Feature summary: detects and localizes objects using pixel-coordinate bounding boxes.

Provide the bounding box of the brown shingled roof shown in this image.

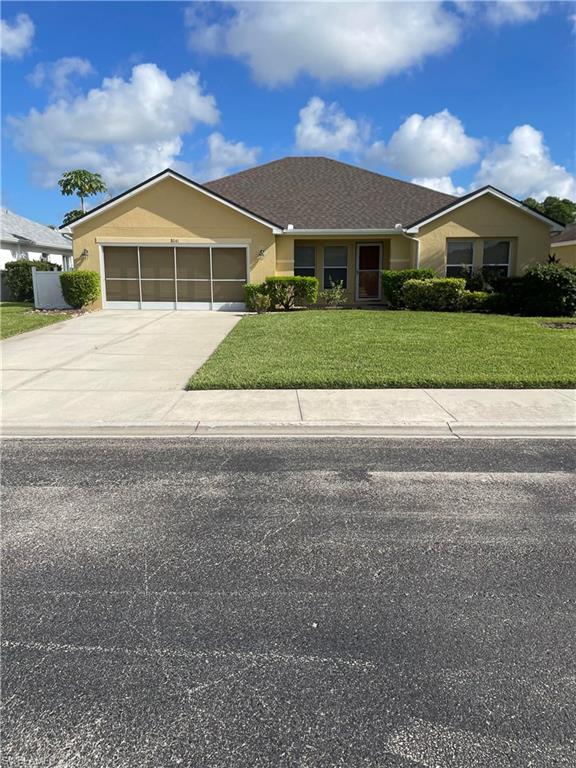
[204,156,456,230]
[551,222,576,243]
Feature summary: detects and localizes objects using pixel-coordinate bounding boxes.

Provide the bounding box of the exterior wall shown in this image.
[390,236,414,270]
[72,177,277,308]
[550,243,576,266]
[415,195,551,276]
[275,235,295,277]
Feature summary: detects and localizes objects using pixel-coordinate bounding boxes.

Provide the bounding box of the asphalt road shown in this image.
[2,438,575,768]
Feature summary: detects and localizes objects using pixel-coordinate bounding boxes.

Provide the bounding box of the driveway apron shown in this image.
[1,310,240,427]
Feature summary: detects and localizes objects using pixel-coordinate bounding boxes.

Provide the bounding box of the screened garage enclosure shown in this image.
[102,245,248,310]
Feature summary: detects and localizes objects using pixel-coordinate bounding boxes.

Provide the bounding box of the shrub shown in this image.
[465,270,491,292]
[244,282,268,311]
[253,294,271,313]
[460,290,490,312]
[402,277,467,311]
[521,263,576,317]
[60,270,100,308]
[265,276,319,310]
[319,279,347,307]
[482,292,509,314]
[4,259,60,302]
[490,276,525,314]
[381,268,435,308]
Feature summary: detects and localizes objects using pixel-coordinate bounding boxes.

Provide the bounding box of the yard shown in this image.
[0,302,70,339]
[188,310,576,389]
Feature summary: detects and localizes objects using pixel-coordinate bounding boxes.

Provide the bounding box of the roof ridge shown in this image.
[206,155,457,203]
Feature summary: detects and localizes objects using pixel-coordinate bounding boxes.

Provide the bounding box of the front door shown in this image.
[356,243,382,301]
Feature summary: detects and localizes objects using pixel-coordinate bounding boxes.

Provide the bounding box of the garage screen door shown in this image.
[103,245,247,310]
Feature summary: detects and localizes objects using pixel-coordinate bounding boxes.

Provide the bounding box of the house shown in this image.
[1,208,73,271]
[62,157,564,310]
[550,223,576,265]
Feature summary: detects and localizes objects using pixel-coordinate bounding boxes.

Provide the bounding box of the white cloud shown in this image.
[483,1,547,26]
[1,13,34,58]
[412,176,466,196]
[28,57,94,99]
[186,2,461,87]
[383,109,481,176]
[9,63,219,189]
[295,97,363,155]
[474,124,576,200]
[201,132,260,180]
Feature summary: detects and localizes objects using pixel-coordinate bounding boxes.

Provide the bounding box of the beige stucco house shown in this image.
[550,223,576,266]
[63,157,564,310]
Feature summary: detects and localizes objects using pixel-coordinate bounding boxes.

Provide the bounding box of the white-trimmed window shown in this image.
[446,241,474,277]
[324,245,348,288]
[482,240,510,280]
[294,245,315,277]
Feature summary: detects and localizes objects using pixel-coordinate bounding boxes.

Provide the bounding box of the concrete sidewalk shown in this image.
[2,387,575,438]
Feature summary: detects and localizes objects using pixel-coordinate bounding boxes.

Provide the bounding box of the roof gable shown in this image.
[61,169,283,232]
[405,186,564,233]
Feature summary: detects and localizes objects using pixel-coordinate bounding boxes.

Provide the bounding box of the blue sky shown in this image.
[1,0,575,226]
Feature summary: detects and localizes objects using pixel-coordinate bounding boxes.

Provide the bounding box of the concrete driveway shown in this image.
[1,310,241,426]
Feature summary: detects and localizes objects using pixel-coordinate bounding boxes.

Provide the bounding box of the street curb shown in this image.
[1,421,574,439]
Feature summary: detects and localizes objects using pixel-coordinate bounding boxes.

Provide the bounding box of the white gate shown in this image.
[32,268,72,310]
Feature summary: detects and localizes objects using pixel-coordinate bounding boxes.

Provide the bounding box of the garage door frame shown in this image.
[98,243,249,311]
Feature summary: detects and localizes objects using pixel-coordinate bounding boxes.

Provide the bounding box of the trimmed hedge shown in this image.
[381,268,435,308]
[403,277,466,311]
[460,290,490,312]
[244,282,267,311]
[4,259,60,302]
[60,271,100,308]
[264,276,319,310]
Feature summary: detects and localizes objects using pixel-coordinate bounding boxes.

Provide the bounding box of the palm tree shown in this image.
[58,170,107,213]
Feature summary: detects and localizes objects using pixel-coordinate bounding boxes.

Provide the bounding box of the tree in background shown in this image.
[58,169,107,225]
[523,196,576,225]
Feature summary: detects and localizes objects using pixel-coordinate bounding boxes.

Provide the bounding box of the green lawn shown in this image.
[188,310,576,389]
[0,302,70,339]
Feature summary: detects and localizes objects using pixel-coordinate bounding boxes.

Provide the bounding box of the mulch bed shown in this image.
[542,321,576,329]
[30,308,88,316]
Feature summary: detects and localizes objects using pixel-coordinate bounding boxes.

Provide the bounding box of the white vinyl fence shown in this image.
[32,267,72,310]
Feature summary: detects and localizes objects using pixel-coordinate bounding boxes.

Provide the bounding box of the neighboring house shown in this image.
[1,208,74,271]
[550,223,576,266]
[63,157,564,311]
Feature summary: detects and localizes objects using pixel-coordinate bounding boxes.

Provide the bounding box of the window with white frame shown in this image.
[482,240,510,280]
[446,241,474,277]
[294,245,315,277]
[323,245,348,288]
